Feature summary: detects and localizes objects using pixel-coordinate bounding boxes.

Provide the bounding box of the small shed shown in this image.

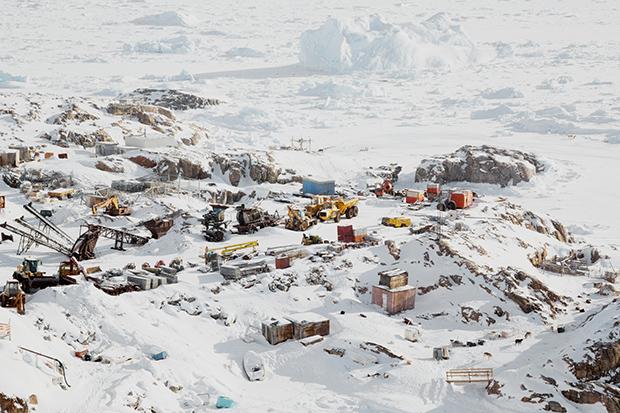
[285,312,330,340]
[378,269,408,289]
[262,317,293,345]
[0,151,20,167]
[9,146,33,163]
[372,285,416,315]
[302,178,335,196]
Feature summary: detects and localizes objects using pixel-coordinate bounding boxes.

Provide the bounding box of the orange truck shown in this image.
[437,190,474,211]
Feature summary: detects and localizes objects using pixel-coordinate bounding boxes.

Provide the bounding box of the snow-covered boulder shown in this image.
[414,145,544,187]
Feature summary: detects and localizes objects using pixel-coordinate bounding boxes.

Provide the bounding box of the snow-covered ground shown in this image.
[0,1,619,412]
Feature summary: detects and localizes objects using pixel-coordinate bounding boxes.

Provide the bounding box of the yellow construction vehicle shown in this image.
[285,206,316,231]
[204,240,259,271]
[1,280,25,315]
[58,257,83,277]
[381,217,412,228]
[305,195,335,219]
[302,234,324,245]
[48,188,76,200]
[317,198,359,222]
[91,195,131,216]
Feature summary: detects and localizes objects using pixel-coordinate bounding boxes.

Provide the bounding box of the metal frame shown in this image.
[446,368,494,384]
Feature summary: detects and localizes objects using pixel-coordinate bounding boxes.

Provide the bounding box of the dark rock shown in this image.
[544,401,567,412]
[121,89,221,111]
[213,152,280,187]
[129,155,157,169]
[415,145,544,187]
[0,392,28,413]
[49,103,98,125]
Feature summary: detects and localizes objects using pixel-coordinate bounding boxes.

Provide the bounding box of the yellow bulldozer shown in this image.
[285,206,316,231]
[316,198,359,223]
[91,195,131,216]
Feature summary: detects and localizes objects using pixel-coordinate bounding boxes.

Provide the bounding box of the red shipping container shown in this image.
[426,183,441,195]
[337,225,354,243]
[275,255,291,269]
[450,190,473,209]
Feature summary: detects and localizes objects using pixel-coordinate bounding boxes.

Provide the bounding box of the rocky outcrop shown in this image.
[107,103,177,133]
[213,152,280,186]
[95,159,124,173]
[178,158,210,179]
[153,157,211,180]
[129,155,157,169]
[181,131,205,146]
[570,341,620,382]
[0,393,28,413]
[544,401,567,412]
[500,203,573,243]
[415,145,544,187]
[498,268,567,319]
[563,388,620,413]
[121,88,221,111]
[44,128,112,148]
[155,158,179,179]
[48,103,98,125]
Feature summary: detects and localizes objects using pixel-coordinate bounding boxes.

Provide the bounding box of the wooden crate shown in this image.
[262,317,293,345]
[378,268,408,289]
[286,313,330,340]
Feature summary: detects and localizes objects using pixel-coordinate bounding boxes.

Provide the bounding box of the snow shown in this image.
[0,0,618,412]
[124,36,198,54]
[481,87,524,100]
[299,14,477,74]
[0,71,27,89]
[131,11,197,27]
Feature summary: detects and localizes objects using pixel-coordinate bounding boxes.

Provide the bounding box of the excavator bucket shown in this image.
[71,227,100,261]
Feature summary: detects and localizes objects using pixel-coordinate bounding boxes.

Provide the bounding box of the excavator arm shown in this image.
[91,196,119,215]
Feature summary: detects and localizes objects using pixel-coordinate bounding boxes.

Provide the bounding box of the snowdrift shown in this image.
[0,70,27,88]
[131,11,196,27]
[298,13,476,75]
[123,36,197,54]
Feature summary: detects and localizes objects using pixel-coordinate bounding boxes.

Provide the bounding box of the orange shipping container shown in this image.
[450,190,474,209]
[405,190,425,204]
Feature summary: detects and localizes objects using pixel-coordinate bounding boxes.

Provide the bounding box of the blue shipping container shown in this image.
[151,351,168,361]
[302,178,335,195]
[216,396,235,409]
